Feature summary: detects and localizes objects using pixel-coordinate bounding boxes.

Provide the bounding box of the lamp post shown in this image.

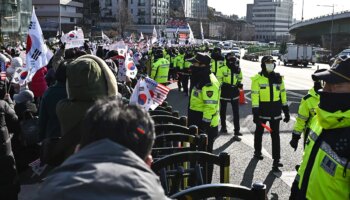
[317,4,335,54]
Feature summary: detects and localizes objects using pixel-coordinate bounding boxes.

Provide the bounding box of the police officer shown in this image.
[210,47,225,76]
[187,52,220,154]
[290,69,327,150]
[290,55,350,200]
[251,56,290,171]
[173,48,185,91]
[216,53,243,140]
[165,48,177,81]
[181,51,193,96]
[150,49,170,85]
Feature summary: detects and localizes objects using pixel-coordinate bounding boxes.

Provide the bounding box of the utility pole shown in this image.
[301,0,304,21]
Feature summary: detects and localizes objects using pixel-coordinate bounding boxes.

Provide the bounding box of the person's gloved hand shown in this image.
[289,133,300,151]
[201,121,211,133]
[282,105,290,123]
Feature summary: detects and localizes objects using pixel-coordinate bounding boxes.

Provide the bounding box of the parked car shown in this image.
[329,49,350,66]
[243,53,259,62]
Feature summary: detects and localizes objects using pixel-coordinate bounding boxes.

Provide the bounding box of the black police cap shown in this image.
[312,55,350,83]
[187,52,211,66]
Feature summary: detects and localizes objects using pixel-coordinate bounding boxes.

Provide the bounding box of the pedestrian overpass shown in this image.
[289,11,350,54]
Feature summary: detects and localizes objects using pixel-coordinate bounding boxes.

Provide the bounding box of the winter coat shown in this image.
[0,99,20,199]
[35,139,169,200]
[38,82,67,140]
[53,55,118,164]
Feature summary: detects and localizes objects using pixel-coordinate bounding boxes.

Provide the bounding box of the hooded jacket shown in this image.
[36,139,169,200]
[53,55,118,165]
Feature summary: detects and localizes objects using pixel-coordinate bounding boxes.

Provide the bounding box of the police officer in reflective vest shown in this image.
[216,53,243,140]
[188,53,220,154]
[290,69,327,150]
[251,56,290,170]
[151,49,170,85]
[174,48,185,91]
[210,47,225,76]
[289,56,350,200]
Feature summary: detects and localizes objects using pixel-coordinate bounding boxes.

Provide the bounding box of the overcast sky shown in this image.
[208,0,350,21]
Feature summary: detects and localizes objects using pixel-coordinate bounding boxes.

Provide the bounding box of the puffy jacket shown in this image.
[35,139,169,200]
[54,55,118,164]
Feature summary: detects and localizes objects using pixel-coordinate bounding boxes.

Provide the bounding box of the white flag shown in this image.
[200,22,204,41]
[139,32,144,42]
[102,31,110,43]
[130,79,153,111]
[26,7,51,82]
[61,29,85,49]
[151,26,158,44]
[125,52,137,79]
[187,23,195,45]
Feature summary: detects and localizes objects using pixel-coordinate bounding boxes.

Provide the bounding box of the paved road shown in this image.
[166,58,330,200]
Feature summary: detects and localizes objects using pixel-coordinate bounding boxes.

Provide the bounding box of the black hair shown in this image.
[80,96,155,160]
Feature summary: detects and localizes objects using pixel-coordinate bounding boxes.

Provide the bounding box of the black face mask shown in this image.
[319,91,350,113]
[314,82,322,93]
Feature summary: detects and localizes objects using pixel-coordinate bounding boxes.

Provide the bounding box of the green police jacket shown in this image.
[210,59,225,76]
[151,58,170,84]
[251,73,288,120]
[189,73,221,127]
[165,54,175,68]
[296,107,350,200]
[216,65,243,101]
[174,54,185,70]
[292,88,320,137]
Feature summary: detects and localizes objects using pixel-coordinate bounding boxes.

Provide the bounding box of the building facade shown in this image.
[33,0,83,37]
[0,0,32,44]
[247,0,293,42]
[98,0,170,34]
[184,0,208,19]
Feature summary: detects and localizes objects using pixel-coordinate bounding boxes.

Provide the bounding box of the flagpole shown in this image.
[59,2,62,34]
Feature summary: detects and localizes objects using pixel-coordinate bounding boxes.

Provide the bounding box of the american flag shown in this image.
[145,77,170,105]
[0,61,6,81]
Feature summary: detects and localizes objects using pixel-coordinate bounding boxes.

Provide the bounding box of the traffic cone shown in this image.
[239,88,247,105]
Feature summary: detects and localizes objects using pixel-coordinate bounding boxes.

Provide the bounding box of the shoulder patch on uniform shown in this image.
[206,91,213,98]
[303,94,312,101]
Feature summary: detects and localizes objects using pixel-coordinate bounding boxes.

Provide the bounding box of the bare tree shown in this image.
[116,0,133,38]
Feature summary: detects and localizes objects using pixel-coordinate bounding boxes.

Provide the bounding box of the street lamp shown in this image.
[317,4,335,54]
